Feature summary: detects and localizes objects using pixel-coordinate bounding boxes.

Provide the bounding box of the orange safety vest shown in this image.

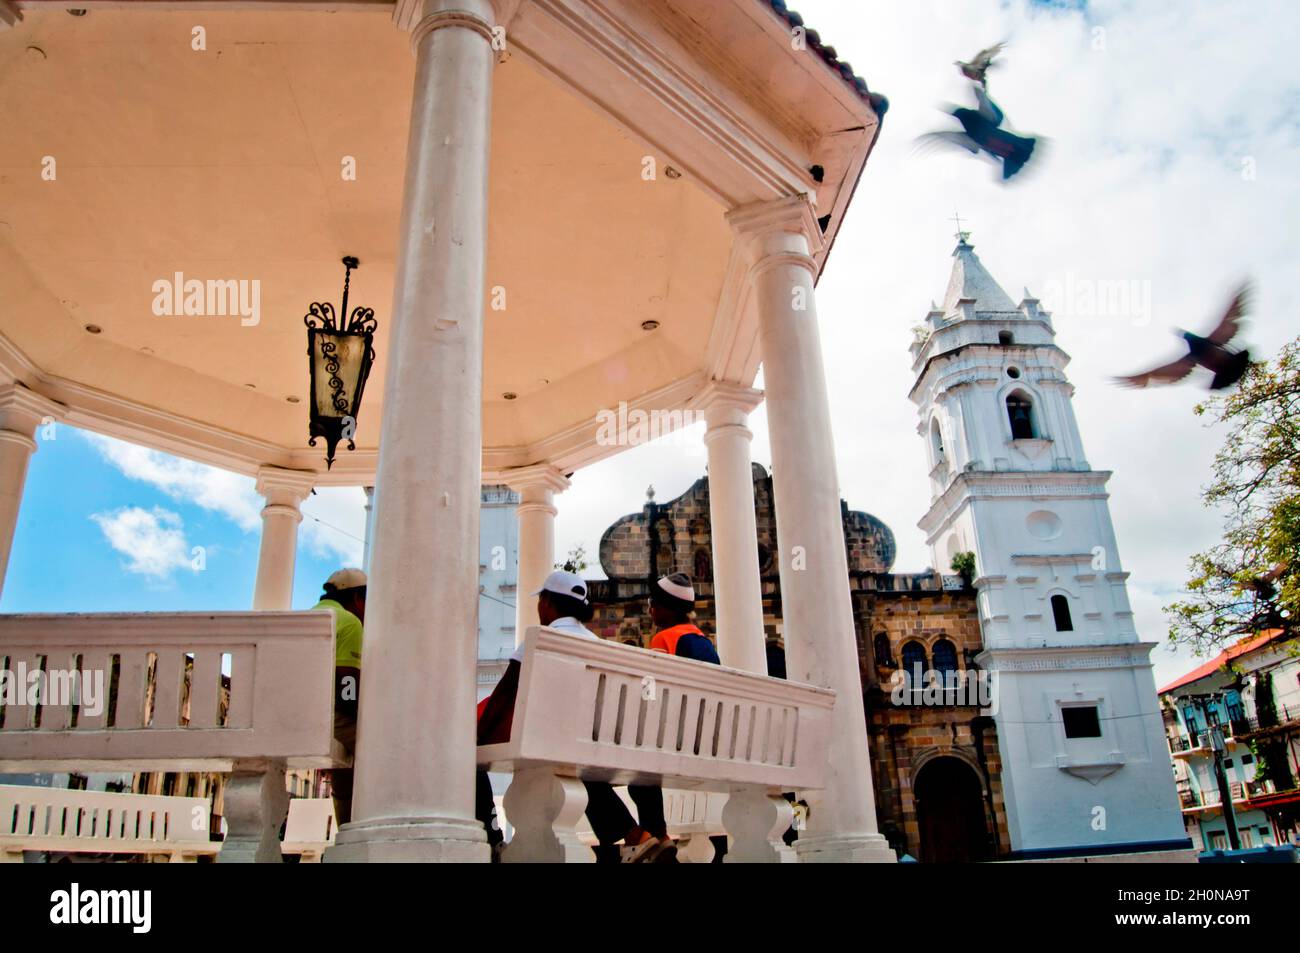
[649,623,705,656]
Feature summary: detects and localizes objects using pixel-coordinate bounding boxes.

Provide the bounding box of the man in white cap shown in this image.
[476,569,654,861]
[511,568,598,662]
[476,569,599,747]
[311,568,367,824]
[610,572,722,862]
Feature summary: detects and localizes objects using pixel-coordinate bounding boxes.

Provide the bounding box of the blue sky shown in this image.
[1,426,363,613]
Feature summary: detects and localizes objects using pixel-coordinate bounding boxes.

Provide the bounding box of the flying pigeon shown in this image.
[955,42,1006,86]
[1243,561,1287,600]
[915,83,1039,181]
[1113,283,1253,391]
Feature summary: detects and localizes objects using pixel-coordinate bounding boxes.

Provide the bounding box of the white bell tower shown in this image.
[909,231,1190,859]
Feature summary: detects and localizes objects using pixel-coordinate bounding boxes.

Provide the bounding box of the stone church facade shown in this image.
[585,463,1011,862]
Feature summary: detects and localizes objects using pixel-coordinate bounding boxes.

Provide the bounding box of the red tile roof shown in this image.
[1158,629,1286,695]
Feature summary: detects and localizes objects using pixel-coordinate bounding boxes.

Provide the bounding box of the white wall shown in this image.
[477,486,519,701]
[913,277,1187,855]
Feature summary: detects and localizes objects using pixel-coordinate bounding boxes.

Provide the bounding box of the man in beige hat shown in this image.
[312,568,367,824]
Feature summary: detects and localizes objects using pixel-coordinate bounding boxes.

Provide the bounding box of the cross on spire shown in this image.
[950,212,971,246]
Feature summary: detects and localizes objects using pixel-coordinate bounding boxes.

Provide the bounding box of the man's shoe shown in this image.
[652,843,679,864]
[620,836,663,863]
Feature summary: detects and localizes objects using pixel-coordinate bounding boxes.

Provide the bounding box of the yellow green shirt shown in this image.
[314,598,363,669]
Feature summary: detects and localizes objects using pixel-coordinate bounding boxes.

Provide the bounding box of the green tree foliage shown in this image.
[556,543,589,574]
[951,551,977,585]
[1166,340,1299,653]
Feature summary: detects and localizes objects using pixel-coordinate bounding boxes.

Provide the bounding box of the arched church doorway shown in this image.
[913,757,992,863]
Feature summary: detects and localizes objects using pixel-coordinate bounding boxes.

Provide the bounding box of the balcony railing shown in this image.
[1246,778,1277,798]
[1233,705,1300,735]
[1179,781,1261,810]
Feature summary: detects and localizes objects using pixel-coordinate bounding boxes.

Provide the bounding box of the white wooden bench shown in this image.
[477,626,834,863]
[0,612,341,863]
[0,784,218,863]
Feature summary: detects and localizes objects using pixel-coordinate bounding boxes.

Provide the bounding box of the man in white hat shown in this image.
[647,572,718,663]
[512,568,598,662]
[609,572,722,862]
[311,568,367,824]
[476,569,656,861]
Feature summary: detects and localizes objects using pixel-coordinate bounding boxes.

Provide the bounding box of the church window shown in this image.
[693,548,712,581]
[1062,705,1101,739]
[932,638,959,703]
[1050,594,1073,631]
[901,640,928,694]
[874,633,894,668]
[999,331,1014,345]
[1006,366,1021,379]
[932,639,958,675]
[1006,391,1036,439]
[930,418,946,466]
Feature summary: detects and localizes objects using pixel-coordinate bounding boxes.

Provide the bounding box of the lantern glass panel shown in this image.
[312,330,368,419]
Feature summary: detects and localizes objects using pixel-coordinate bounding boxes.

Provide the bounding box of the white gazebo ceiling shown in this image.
[0,3,881,482]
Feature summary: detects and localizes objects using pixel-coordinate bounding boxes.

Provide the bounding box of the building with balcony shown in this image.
[1159,628,1300,852]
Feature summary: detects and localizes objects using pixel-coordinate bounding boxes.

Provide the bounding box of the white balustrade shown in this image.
[0,611,340,863]
[0,784,216,863]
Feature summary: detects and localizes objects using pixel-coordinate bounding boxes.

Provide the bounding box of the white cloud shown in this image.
[300,487,367,566]
[80,431,364,566]
[81,432,262,531]
[90,506,194,579]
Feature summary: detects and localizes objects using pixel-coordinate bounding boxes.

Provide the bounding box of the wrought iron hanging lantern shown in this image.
[305,256,378,469]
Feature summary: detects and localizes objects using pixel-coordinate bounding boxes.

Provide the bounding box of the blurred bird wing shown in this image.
[972,84,1005,124]
[969,41,1006,70]
[1261,561,1288,583]
[914,131,980,156]
[1205,282,1252,345]
[1112,355,1196,388]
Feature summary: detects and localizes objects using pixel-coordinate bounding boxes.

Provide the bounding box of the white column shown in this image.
[728,196,895,863]
[327,0,500,863]
[695,381,767,673]
[504,464,570,645]
[361,486,376,573]
[0,384,63,599]
[252,467,315,611]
